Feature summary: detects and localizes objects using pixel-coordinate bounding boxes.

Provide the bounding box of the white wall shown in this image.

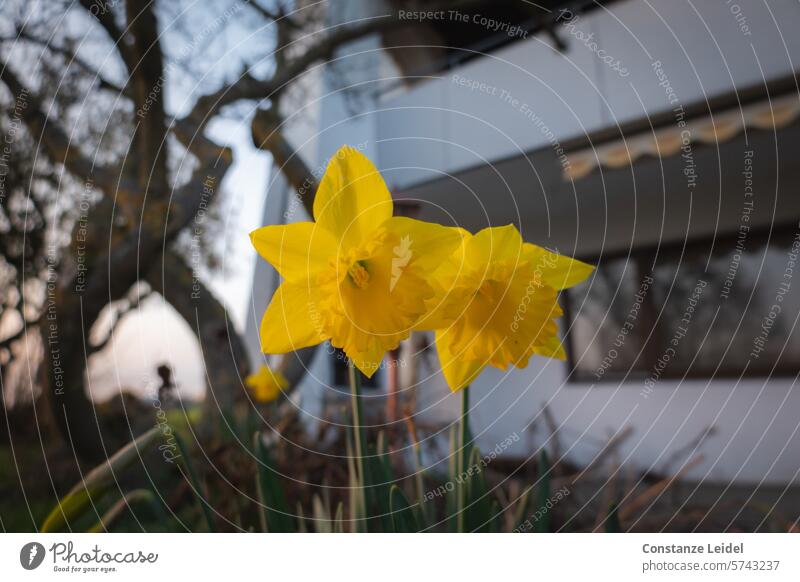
[415,340,800,486]
[375,0,800,190]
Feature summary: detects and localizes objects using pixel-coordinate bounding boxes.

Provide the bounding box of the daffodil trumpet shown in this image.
[427,224,594,392]
[427,226,592,531]
[249,145,462,377]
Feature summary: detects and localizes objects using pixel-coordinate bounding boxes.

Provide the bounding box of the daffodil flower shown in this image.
[245,365,289,403]
[429,225,594,391]
[250,146,461,377]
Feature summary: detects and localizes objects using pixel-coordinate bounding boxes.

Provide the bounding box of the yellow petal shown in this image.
[250,222,336,283]
[343,339,386,379]
[435,328,485,392]
[523,244,594,290]
[313,146,393,250]
[464,225,524,270]
[436,226,473,284]
[417,280,478,331]
[382,217,463,274]
[416,227,472,330]
[245,365,289,402]
[260,281,327,353]
[533,335,567,361]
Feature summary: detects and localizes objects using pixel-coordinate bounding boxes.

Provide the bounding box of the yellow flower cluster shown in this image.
[245,365,288,403]
[250,146,593,392]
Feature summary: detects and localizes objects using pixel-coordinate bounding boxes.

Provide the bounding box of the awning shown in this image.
[564,94,800,181]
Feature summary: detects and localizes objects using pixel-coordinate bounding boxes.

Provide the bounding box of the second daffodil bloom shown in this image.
[245,365,289,403]
[429,225,594,392]
[250,146,461,377]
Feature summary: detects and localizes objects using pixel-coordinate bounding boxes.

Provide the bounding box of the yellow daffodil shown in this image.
[245,365,289,403]
[250,146,461,377]
[429,224,594,391]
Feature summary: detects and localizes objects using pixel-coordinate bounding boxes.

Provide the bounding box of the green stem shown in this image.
[457,385,470,533]
[348,362,368,531]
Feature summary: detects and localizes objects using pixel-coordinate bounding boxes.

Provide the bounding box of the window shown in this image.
[564,224,800,383]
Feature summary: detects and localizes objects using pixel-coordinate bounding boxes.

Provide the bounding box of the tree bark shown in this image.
[125,0,170,202]
[145,249,250,422]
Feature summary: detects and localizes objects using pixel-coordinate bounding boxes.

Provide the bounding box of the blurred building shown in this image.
[247,0,800,485]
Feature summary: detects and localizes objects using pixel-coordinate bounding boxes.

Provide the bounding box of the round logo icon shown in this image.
[20,542,46,570]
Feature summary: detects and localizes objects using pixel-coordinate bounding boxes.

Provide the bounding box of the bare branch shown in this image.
[0,63,138,196]
[180,0,487,138]
[180,13,404,134]
[77,0,135,71]
[0,317,40,353]
[245,0,294,25]
[251,106,316,215]
[0,59,233,345]
[89,287,154,354]
[0,31,128,95]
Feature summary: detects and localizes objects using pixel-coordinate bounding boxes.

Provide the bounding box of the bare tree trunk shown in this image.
[145,249,249,428]
[1,0,438,459]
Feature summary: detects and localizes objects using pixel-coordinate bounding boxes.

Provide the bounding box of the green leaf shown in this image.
[333,502,345,533]
[407,428,430,527]
[253,432,293,533]
[312,494,331,533]
[87,489,159,533]
[174,433,216,532]
[295,502,307,533]
[390,486,420,533]
[368,436,394,533]
[465,446,491,532]
[605,502,621,533]
[512,485,533,532]
[489,500,502,533]
[41,427,160,532]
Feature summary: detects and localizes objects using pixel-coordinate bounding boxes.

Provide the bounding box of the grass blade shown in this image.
[465,445,491,532]
[41,427,160,532]
[312,494,331,533]
[333,502,345,533]
[174,433,216,532]
[605,502,621,533]
[87,489,159,533]
[512,485,533,532]
[253,432,293,533]
[390,485,420,533]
